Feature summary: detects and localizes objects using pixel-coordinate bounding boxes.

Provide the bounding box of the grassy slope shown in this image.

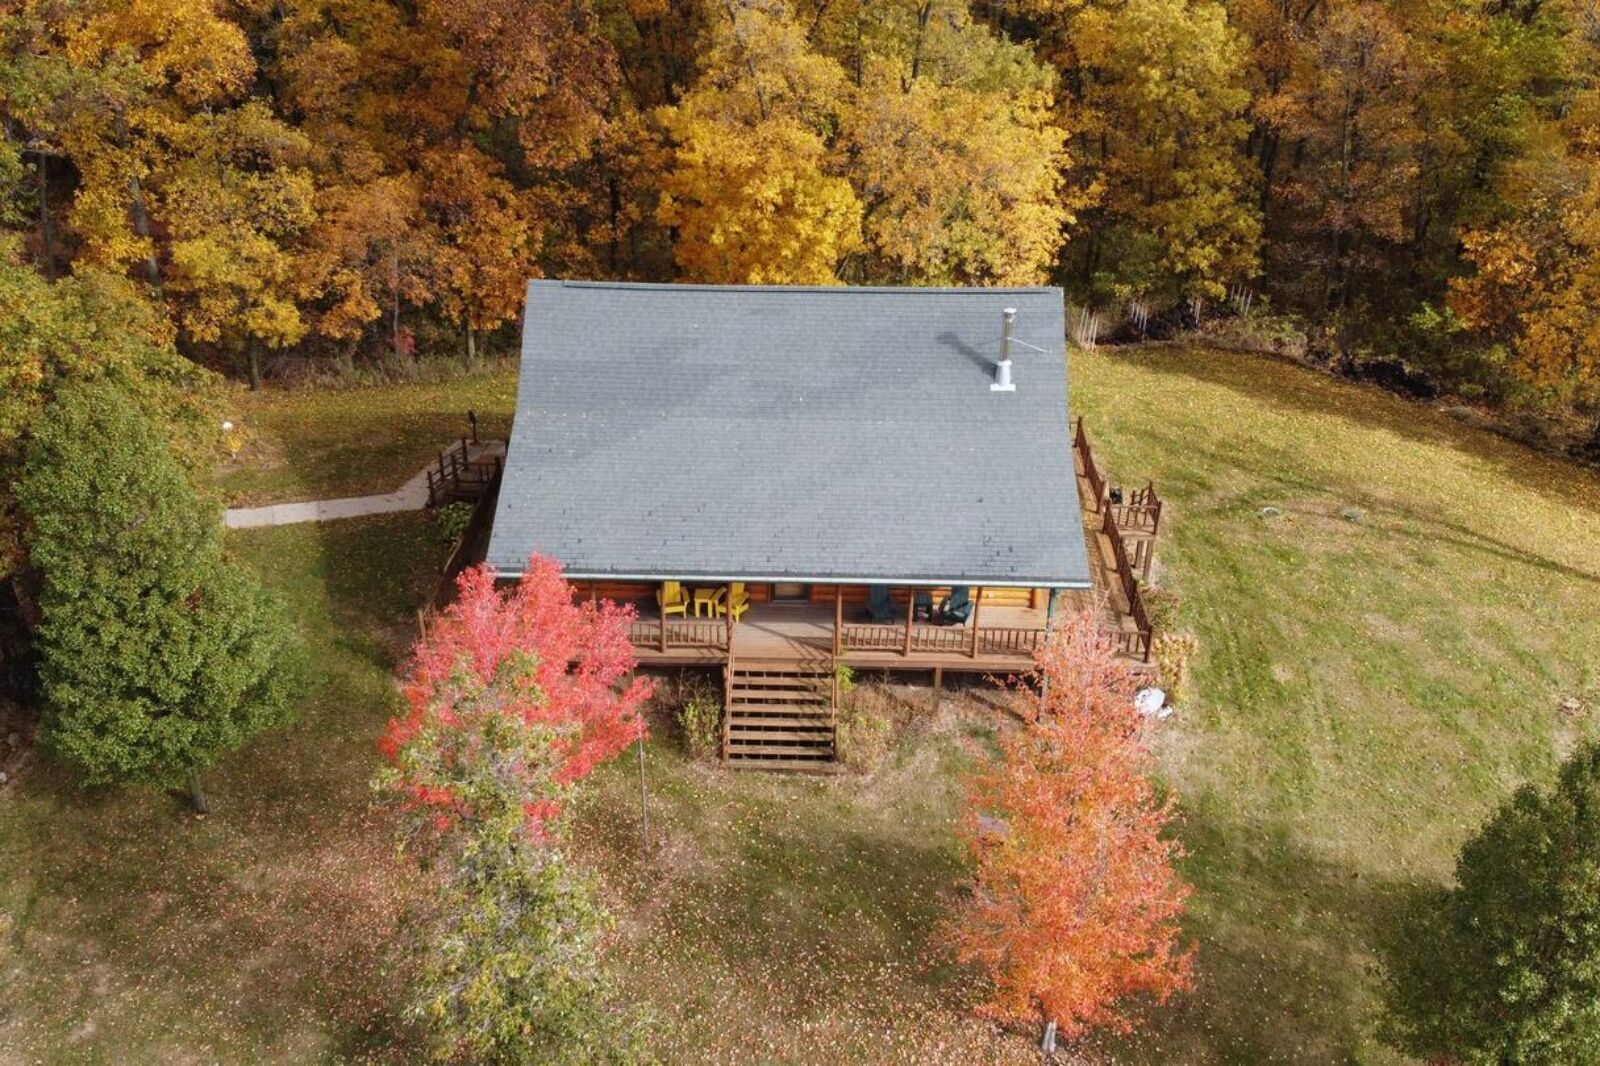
[1071,346,1600,1062]
[212,366,518,506]
[3,345,1599,1063]
[0,515,443,1063]
[575,681,1039,1063]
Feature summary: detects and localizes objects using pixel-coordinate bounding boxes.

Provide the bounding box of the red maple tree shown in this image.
[954,608,1194,1040]
[379,555,652,832]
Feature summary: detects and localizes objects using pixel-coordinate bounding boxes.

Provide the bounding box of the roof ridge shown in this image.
[528,279,1062,296]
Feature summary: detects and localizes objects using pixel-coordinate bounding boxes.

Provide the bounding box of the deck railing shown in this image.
[975,626,1049,657]
[838,622,910,652]
[427,439,501,508]
[1110,482,1163,537]
[1100,505,1154,661]
[1102,616,1152,661]
[422,461,505,615]
[629,618,729,653]
[838,622,1048,660]
[1074,417,1108,511]
[1075,416,1158,662]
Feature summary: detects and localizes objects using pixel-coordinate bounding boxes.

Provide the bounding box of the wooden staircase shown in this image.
[722,656,838,770]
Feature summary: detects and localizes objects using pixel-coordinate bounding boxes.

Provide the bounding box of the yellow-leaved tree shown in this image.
[842,0,1072,285]
[421,145,536,368]
[1450,81,1600,439]
[160,103,316,387]
[656,0,862,284]
[46,0,256,282]
[1027,0,1258,301]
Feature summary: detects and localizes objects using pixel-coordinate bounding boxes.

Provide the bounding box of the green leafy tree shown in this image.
[0,238,213,581]
[1382,742,1600,1063]
[17,381,300,812]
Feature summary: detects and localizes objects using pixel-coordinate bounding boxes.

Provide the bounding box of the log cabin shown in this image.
[484,281,1154,767]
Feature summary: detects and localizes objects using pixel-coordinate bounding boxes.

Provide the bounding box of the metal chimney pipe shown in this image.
[992,307,1017,392]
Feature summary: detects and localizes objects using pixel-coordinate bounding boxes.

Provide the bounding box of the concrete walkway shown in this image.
[224,441,505,530]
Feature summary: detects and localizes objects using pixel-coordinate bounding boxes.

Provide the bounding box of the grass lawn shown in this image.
[211,363,518,506]
[1072,345,1600,1062]
[0,514,445,1063]
[3,343,1599,1063]
[575,679,1043,1063]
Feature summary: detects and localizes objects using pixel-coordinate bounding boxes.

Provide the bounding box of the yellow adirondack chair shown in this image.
[725,582,750,621]
[656,580,688,617]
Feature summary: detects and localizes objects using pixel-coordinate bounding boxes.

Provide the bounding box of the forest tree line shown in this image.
[0,0,1597,433]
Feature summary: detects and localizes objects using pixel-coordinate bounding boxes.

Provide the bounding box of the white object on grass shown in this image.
[1134,687,1168,718]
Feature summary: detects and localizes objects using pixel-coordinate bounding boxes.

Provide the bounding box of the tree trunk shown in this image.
[464,320,475,371]
[908,2,933,87]
[1257,128,1279,220]
[608,178,622,274]
[246,335,261,391]
[391,247,401,353]
[127,175,162,288]
[187,766,209,816]
[36,151,55,279]
[1586,410,1600,457]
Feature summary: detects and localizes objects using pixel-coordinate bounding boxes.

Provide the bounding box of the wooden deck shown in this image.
[629,598,1100,673]
[1075,418,1158,660]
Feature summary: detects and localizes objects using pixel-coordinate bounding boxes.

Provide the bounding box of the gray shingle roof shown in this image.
[485,281,1092,588]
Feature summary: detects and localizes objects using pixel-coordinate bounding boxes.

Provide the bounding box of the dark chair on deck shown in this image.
[937,586,973,626]
[866,584,896,623]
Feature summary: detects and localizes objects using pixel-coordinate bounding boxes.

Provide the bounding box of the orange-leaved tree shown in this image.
[953,608,1194,1042]
[379,555,652,836]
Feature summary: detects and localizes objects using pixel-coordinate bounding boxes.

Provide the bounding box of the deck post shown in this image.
[970,588,983,658]
[904,588,915,656]
[659,610,668,653]
[833,589,842,657]
[725,593,733,651]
